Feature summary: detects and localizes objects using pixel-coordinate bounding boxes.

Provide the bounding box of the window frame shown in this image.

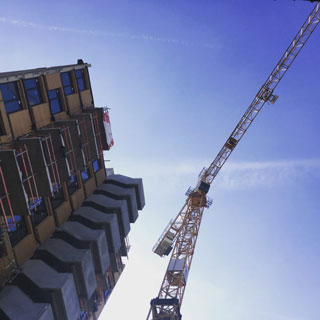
[61,71,74,96]
[92,159,100,172]
[23,77,43,107]
[48,89,63,115]
[0,81,23,114]
[0,116,5,136]
[51,187,65,210]
[75,69,87,91]
[7,216,28,247]
[81,167,91,183]
[30,197,49,227]
[67,174,79,195]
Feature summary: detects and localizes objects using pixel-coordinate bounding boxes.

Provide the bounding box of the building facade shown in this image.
[0,60,145,320]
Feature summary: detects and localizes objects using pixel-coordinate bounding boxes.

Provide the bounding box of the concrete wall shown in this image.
[0,286,54,320]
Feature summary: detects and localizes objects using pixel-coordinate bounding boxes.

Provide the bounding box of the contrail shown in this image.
[0,16,215,49]
[115,158,320,190]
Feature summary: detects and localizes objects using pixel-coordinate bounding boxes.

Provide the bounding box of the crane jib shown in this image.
[147,3,320,320]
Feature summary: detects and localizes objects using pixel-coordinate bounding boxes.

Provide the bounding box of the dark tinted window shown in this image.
[51,187,65,209]
[92,159,100,172]
[7,216,28,247]
[80,312,88,320]
[61,72,74,95]
[30,197,48,226]
[0,231,7,257]
[68,174,78,195]
[0,120,4,136]
[81,168,90,182]
[48,89,62,114]
[0,82,22,113]
[24,78,43,106]
[75,69,86,91]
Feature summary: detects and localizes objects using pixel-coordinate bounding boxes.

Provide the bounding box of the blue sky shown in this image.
[1,1,319,319]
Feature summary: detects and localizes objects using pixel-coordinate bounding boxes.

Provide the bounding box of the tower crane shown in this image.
[147,3,320,320]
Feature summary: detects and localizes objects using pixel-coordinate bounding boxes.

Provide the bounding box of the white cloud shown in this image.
[111,157,320,190]
[260,312,302,320]
[0,16,217,49]
[219,158,320,189]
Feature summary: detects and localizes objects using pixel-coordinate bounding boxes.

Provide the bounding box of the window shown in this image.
[116,252,123,271]
[92,159,100,172]
[68,174,78,195]
[24,78,43,106]
[75,69,87,91]
[0,82,22,113]
[7,216,28,247]
[91,291,100,313]
[51,187,65,210]
[48,89,63,114]
[0,120,4,136]
[0,236,7,257]
[81,168,90,182]
[80,311,89,320]
[61,72,74,96]
[30,197,48,227]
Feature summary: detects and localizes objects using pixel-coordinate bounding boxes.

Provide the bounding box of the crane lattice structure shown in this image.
[147,3,320,320]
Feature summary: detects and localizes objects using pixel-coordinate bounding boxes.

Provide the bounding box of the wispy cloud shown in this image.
[0,16,216,49]
[261,312,302,320]
[112,157,320,190]
[219,158,320,189]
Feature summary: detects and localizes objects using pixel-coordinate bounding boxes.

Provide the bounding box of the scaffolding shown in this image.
[0,162,15,229]
[60,126,77,176]
[0,162,17,285]
[42,135,61,193]
[78,119,92,165]
[0,143,41,213]
[91,111,103,157]
[116,251,124,272]
[98,265,114,298]
[22,134,61,195]
[17,145,40,210]
[0,143,41,241]
[79,298,90,320]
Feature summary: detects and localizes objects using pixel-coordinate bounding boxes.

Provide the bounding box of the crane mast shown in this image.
[148,3,320,320]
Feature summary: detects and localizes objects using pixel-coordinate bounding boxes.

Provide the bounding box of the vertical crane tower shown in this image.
[147,3,320,320]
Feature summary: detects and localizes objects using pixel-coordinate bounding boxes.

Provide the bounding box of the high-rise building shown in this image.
[0,60,145,320]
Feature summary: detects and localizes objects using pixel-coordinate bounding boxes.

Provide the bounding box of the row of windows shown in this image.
[24,78,43,106]
[0,82,22,113]
[61,69,87,96]
[0,69,87,115]
[0,162,99,251]
[48,89,62,115]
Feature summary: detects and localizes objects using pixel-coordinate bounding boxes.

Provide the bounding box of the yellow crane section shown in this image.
[147,3,320,320]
